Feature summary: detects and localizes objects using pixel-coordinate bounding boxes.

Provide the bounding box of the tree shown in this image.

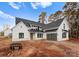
[48,11,62,22]
[63,2,79,38]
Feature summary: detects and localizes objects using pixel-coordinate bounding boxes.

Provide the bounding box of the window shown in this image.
[19,33,24,39]
[37,33,43,38]
[20,26,22,28]
[62,32,66,38]
[63,24,65,29]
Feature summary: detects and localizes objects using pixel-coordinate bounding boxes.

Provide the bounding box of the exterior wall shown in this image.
[4,29,12,37]
[12,22,30,41]
[57,19,70,41]
[43,33,46,39]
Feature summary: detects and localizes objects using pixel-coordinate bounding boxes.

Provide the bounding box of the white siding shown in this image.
[43,33,46,39]
[12,22,30,41]
[57,19,70,41]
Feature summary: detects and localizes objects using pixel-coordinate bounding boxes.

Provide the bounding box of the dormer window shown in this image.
[28,24,30,27]
[31,24,35,27]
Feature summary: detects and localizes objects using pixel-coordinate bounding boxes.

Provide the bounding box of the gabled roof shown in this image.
[16,17,45,27]
[15,17,64,30]
[43,19,64,30]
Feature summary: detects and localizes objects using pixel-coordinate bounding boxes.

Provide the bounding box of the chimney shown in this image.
[38,12,46,24]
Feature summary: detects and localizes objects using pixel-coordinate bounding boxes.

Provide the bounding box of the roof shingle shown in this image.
[16,17,64,30]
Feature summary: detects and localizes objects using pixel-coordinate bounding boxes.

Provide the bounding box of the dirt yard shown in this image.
[0,37,79,57]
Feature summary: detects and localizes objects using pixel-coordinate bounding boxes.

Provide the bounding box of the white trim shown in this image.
[46,31,57,34]
[44,27,58,31]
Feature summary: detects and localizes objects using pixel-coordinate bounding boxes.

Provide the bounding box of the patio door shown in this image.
[30,33,34,40]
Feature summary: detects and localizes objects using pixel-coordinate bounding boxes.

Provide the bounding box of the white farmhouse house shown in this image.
[12,17,70,41]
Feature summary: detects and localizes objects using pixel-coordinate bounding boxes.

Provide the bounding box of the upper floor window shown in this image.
[31,24,36,27]
[63,24,65,29]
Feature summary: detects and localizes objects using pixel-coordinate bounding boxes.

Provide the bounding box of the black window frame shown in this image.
[63,24,65,29]
[37,33,43,38]
[62,31,66,38]
[19,33,24,39]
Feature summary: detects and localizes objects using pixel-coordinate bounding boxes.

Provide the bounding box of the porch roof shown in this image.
[28,29,44,32]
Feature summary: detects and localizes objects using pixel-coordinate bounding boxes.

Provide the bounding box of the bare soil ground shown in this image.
[0,37,79,57]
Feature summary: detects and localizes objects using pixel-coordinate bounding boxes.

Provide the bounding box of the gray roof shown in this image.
[44,19,64,29]
[16,17,45,27]
[16,17,64,30]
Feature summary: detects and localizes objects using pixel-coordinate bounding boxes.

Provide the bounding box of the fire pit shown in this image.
[10,43,22,50]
